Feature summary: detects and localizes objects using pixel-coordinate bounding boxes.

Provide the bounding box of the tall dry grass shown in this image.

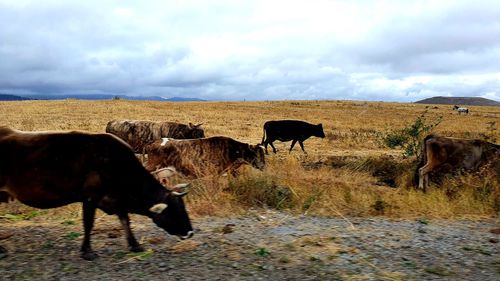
[0,99,499,219]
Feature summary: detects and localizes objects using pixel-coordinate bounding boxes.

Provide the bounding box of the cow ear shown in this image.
[188,122,194,128]
[149,203,168,214]
[151,167,176,186]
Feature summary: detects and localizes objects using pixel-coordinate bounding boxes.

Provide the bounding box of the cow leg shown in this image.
[423,173,429,192]
[289,140,297,153]
[418,167,425,190]
[0,245,7,259]
[418,164,435,192]
[118,213,144,252]
[81,200,98,260]
[298,140,307,154]
[269,142,277,154]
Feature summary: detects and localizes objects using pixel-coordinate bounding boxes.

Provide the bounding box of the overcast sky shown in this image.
[1,0,499,102]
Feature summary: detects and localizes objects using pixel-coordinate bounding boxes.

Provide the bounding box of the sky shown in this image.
[1,0,499,102]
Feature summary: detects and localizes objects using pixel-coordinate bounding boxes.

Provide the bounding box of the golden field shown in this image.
[0,99,499,219]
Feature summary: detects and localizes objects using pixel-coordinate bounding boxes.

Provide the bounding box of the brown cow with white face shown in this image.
[0,126,193,260]
[418,134,500,191]
[145,136,265,178]
[105,120,205,153]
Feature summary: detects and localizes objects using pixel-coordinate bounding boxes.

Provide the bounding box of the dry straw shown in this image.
[0,99,498,219]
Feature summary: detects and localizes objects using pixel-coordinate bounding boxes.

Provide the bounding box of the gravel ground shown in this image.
[0,210,499,281]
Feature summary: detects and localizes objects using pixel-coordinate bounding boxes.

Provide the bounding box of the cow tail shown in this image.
[261,125,266,145]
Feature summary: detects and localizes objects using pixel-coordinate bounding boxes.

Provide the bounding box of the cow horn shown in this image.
[172,191,188,196]
[151,167,176,178]
[172,183,190,196]
[149,203,168,214]
[194,123,203,127]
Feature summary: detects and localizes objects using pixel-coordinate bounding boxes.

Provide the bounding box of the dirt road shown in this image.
[1,210,499,280]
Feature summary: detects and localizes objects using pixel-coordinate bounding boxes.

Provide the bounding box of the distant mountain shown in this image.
[0,94,32,101]
[16,94,206,102]
[415,96,499,106]
[165,96,206,102]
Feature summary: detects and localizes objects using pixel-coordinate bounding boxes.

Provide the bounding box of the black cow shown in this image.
[0,126,193,260]
[261,120,325,154]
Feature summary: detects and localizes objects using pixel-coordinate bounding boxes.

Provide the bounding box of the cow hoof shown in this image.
[0,246,7,259]
[81,251,98,261]
[130,245,145,253]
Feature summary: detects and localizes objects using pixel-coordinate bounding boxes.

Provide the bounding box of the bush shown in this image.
[228,173,295,210]
[324,155,417,188]
[382,112,442,158]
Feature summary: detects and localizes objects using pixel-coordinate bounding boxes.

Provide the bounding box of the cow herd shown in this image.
[106,119,325,178]
[0,119,324,260]
[0,117,498,261]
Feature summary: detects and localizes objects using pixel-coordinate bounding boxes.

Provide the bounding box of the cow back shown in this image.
[146,136,264,177]
[106,120,205,153]
[424,135,499,173]
[264,120,325,140]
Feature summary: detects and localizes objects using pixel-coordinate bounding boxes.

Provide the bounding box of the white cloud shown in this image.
[0,0,499,101]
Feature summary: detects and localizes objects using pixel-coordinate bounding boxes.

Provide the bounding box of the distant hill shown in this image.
[415,96,499,106]
[14,94,206,102]
[165,96,206,102]
[0,94,32,101]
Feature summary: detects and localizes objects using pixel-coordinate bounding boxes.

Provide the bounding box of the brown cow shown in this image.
[417,134,500,191]
[145,136,265,178]
[0,126,193,260]
[105,120,205,153]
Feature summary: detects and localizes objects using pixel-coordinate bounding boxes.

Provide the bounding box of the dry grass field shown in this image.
[0,99,499,220]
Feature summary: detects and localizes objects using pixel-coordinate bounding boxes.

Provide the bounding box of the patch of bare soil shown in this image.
[1,210,499,281]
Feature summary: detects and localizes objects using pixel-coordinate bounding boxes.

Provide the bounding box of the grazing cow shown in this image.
[453,105,469,115]
[261,120,325,154]
[417,134,500,191]
[145,136,265,178]
[0,127,193,260]
[105,120,205,153]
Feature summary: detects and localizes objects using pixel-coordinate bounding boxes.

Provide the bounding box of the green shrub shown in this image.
[382,112,442,158]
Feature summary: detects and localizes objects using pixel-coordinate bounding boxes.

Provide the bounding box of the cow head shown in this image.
[149,185,193,240]
[188,123,205,138]
[246,144,266,170]
[315,124,326,138]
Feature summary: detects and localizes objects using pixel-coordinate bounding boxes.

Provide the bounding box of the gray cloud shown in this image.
[0,0,499,101]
